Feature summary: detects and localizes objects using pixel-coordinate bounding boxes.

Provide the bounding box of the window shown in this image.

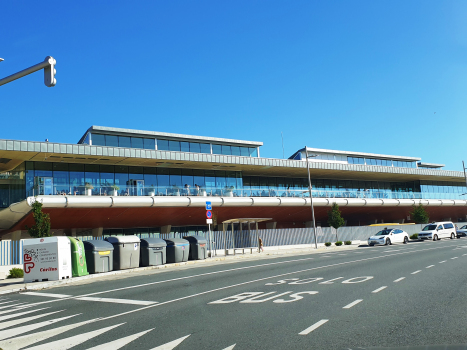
[119,137,131,148]
[221,145,231,155]
[240,147,250,157]
[231,146,241,156]
[212,144,222,154]
[143,138,155,150]
[199,143,211,154]
[249,148,258,157]
[131,137,144,149]
[189,142,200,153]
[367,158,377,166]
[106,135,118,147]
[180,142,190,153]
[92,134,105,146]
[444,223,454,229]
[169,141,180,152]
[157,139,169,151]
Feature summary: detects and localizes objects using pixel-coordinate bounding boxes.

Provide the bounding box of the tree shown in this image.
[328,202,345,241]
[26,200,52,238]
[410,203,429,224]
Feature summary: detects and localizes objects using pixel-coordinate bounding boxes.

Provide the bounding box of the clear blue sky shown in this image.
[2,1,467,170]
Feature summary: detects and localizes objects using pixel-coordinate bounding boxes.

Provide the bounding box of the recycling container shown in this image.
[183,235,207,260]
[140,238,166,266]
[68,237,89,277]
[83,240,114,274]
[163,238,189,263]
[105,235,141,270]
[23,236,72,283]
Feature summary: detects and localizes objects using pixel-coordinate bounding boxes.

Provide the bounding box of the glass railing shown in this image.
[26,185,467,201]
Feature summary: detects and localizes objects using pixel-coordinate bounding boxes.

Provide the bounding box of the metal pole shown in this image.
[305,147,318,249]
[0,57,55,86]
[208,223,212,258]
[463,161,467,191]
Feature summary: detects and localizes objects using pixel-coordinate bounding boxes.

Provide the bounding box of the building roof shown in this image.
[418,162,445,168]
[78,126,263,147]
[301,147,421,162]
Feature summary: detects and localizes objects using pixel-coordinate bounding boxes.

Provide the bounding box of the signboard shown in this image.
[205,201,212,210]
[206,210,213,219]
[23,237,72,283]
[206,219,213,224]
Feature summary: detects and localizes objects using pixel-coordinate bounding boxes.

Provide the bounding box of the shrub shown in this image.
[410,233,418,240]
[324,242,332,247]
[335,241,343,246]
[7,267,24,279]
[344,240,352,245]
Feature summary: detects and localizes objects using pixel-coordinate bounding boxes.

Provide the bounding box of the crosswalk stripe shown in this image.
[0,318,101,350]
[25,323,125,350]
[0,300,16,306]
[0,309,65,330]
[149,334,191,350]
[75,297,157,305]
[22,292,71,298]
[86,328,154,350]
[222,345,236,350]
[0,304,34,316]
[0,313,80,340]
[0,307,50,322]
[0,302,28,310]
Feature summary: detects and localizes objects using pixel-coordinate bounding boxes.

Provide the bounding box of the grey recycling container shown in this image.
[183,235,207,260]
[140,238,166,266]
[163,238,189,263]
[83,240,114,274]
[105,235,141,270]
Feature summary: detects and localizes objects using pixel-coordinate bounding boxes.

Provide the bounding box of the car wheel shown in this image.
[403,236,408,244]
[451,233,455,239]
[433,234,438,241]
[386,238,391,245]
[369,243,374,247]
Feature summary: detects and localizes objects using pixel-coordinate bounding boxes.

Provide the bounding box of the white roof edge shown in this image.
[418,162,445,168]
[88,126,263,147]
[304,147,421,161]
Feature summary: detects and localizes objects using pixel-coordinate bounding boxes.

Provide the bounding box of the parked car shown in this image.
[368,228,409,246]
[456,225,467,238]
[418,221,456,241]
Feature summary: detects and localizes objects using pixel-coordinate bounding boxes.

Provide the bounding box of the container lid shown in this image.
[140,238,167,248]
[23,236,70,246]
[182,235,207,244]
[105,235,141,244]
[83,240,114,251]
[163,238,189,246]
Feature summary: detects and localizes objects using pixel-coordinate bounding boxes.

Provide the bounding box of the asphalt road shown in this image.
[1,238,467,350]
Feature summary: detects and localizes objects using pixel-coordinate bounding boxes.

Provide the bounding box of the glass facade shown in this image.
[91,133,155,150]
[348,157,417,168]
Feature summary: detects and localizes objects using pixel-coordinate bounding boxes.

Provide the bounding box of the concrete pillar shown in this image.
[160,225,171,234]
[92,227,103,238]
[266,222,277,230]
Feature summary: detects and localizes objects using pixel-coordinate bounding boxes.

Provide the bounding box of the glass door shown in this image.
[136,180,144,196]
[36,177,54,195]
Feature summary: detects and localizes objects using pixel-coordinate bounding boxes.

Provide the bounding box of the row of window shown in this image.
[347,157,417,168]
[89,133,258,157]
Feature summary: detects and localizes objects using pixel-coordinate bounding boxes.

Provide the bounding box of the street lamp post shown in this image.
[305,147,318,249]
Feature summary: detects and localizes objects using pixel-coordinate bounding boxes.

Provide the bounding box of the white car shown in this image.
[418,221,456,241]
[368,228,409,246]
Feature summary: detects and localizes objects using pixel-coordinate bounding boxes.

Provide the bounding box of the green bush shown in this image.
[7,267,24,279]
[410,233,418,240]
[335,241,343,246]
[344,240,352,245]
[324,242,332,247]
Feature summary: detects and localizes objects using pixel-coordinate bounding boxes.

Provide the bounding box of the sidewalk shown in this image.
[0,241,364,295]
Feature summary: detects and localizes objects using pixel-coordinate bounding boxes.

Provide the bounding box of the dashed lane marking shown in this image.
[371,286,387,293]
[343,299,363,309]
[426,265,435,268]
[439,260,447,263]
[299,319,329,335]
[411,270,421,275]
[393,277,405,282]
[463,254,467,256]
[75,297,157,305]
[451,257,459,260]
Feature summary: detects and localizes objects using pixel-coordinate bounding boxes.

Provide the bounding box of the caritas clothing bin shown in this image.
[83,240,114,273]
[105,236,140,270]
[163,238,189,263]
[23,237,72,283]
[183,235,207,260]
[140,238,166,266]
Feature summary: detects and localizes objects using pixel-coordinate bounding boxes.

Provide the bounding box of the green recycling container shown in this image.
[68,237,89,277]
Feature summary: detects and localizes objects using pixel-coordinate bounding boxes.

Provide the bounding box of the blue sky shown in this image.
[1,1,467,170]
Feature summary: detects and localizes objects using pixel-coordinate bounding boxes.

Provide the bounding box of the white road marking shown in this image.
[426,265,435,268]
[0,310,65,330]
[463,254,467,256]
[343,299,363,309]
[240,292,293,303]
[221,345,236,350]
[371,286,387,293]
[451,257,458,260]
[0,318,100,350]
[342,276,373,284]
[0,302,28,310]
[22,292,71,298]
[149,334,191,350]
[0,305,34,316]
[439,260,447,263]
[394,277,405,283]
[0,314,80,340]
[411,270,421,275]
[0,300,16,306]
[25,323,124,350]
[86,328,153,350]
[0,307,50,322]
[337,254,347,256]
[319,277,344,284]
[75,297,157,305]
[299,319,329,335]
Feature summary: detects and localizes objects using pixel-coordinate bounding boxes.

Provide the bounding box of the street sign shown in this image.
[206,219,213,224]
[205,201,212,210]
[206,210,213,219]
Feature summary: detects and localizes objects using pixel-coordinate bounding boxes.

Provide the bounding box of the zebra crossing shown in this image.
[0,297,237,350]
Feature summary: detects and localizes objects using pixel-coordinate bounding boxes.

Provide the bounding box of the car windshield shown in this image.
[422,224,437,231]
[461,225,467,230]
[375,229,392,236]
